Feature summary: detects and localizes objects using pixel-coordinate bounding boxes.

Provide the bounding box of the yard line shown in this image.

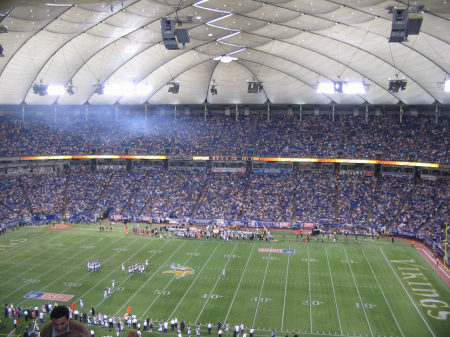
[280,245,290,331]
[0,232,78,275]
[0,234,92,291]
[90,238,171,309]
[139,241,209,320]
[362,249,404,337]
[115,240,187,317]
[252,245,272,328]
[17,236,125,306]
[194,243,238,323]
[325,247,342,335]
[379,248,436,337]
[223,245,255,323]
[0,231,50,255]
[343,249,373,337]
[307,246,312,334]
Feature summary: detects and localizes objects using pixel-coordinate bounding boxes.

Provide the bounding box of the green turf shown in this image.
[1,224,450,337]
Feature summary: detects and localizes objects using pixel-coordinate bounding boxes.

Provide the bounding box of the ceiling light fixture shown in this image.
[316,81,368,94]
[388,79,407,92]
[168,81,180,94]
[247,81,263,93]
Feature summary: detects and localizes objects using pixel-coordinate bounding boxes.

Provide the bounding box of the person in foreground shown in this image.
[41,306,90,337]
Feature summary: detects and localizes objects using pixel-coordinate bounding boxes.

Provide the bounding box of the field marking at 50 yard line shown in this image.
[194,243,239,323]
[223,245,255,324]
[325,247,343,335]
[362,248,405,337]
[252,245,273,328]
[0,234,96,301]
[93,238,175,310]
[343,249,374,337]
[0,231,81,276]
[17,236,125,306]
[162,242,220,321]
[379,248,436,337]
[280,245,290,332]
[133,243,199,319]
[114,240,188,317]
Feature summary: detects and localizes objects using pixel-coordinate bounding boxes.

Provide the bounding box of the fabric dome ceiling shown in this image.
[0,0,449,106]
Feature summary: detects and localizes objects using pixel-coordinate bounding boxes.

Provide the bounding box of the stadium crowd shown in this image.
[0,111,449,251]
[1,112,450,162]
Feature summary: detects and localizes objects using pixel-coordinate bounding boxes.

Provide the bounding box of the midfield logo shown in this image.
[163,263,194,279]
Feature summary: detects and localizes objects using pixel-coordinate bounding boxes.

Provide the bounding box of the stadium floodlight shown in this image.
[388,79,407,93]
[343,82,368,94]
[316,82,335,94]
[46,85,65,95]
[445,78,450,93]
[168,82,179,94]
[213,55,238,64]
[316,81,368,94]
[32,80,49,96]
[133,82,152,96]
[247,81,263,94]
[104,83,134,96]
[93,84,105,95]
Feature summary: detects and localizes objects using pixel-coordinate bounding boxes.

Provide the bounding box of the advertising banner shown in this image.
[211,167,246,173]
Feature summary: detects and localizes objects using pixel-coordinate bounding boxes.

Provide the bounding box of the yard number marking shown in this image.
[201,294,223,299]
[341,260,358,264]
[356,303,377,309]
[23,279,40,284]
[153,290,170,295]
[187,253,200,256]
[302,258,319,262]
[302,300,324,306]
[63,283,81,287]
[250,297,273,302]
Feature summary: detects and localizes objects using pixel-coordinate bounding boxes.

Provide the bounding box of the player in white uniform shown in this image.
[122,264,125,272]
[111,279,115,289]
[80,299,84,308]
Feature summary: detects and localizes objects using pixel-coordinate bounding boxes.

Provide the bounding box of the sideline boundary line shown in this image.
[379,248,435,337]
[362,249,404,337]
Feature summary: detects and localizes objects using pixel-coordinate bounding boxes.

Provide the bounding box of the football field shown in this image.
[1,224,450,337]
